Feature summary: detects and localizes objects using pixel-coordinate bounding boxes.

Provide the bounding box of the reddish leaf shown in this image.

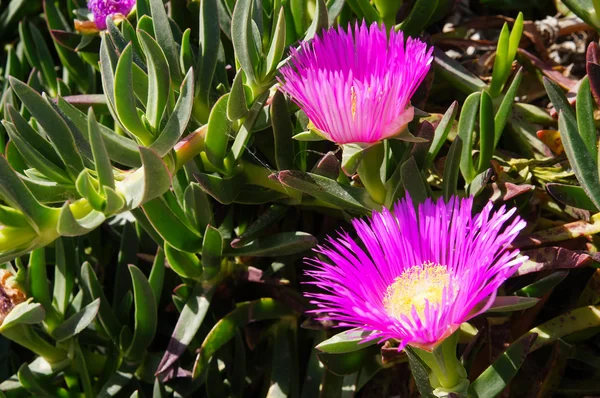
[488,182,534,202]
[517,48,577,90]
[515,247,598,276]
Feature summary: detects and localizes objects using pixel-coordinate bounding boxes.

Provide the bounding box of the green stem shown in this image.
[412,332,469,396]
[357,142,387,205]
[3,324,68,364]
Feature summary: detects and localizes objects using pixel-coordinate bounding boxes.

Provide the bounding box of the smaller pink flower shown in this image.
[278,21,433,145]
[87,0,135,30]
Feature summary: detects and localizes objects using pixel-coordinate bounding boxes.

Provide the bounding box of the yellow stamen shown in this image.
[351,86,357,119]
[383,262,450,319]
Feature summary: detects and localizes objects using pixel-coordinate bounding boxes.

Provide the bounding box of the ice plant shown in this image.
[278,21,433,145]
[305,196,527,395]
[87,0,135,30]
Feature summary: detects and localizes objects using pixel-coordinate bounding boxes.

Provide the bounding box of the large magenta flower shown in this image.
[88,0,135,30]
[278,22,433,144]
[305,196,527,350]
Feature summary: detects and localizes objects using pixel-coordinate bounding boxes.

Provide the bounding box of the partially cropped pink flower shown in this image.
[88,0,135,30]
[305,196,526,350]
[278,22,433,145]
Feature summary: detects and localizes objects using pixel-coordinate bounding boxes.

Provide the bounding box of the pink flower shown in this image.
[278,22,433,144]
[305,196,527,350]
[88,0,135,30]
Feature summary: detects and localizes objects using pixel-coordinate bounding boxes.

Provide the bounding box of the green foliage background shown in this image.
[0,0,599,396]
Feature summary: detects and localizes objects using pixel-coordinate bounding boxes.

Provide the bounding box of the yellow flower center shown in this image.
[383,262,451,319]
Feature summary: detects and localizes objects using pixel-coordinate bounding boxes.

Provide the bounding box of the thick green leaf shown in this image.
[292,130,325,141]
[164,243,203,280]
[547,183,599,211]
[231,204,288,248]
[577,76,597,160]
[484,296,540,312]
[227,231,316,257]
[183,183,214,233]
[231,0,259,84]
[524,306,600,351]
[57,202,106,236]
[442,137,463,201]
[150,68,194,156]
[114,44,153,145]
[228,91,269,163]
[193,298,295,378]
[489,23,509,97]
[3,121,72,184]
[267,321,297,397]
[0,300,45,332]
[494,67,523,147]
[398,0,438,37]
[9,77,84,178]
[433,48,487,94]
[118,147,172,209]
[404,347,436,398]
[80,262,121,341]
[27,249,53,322]
[514,271,568,298]
[304,0,328,40]
[458,92,481,183]
[424,101,458,169]
[265,7,286,77]
[206,94,232,167]
[271,91,295,170]
[507,12,524,64]
[149,0,183,84]
[143,196,203,252]
[316,328,378,354]
[156,284,215,375]
[138,30,171,131]
[202,225,223,278]
[52,298,100,342]
[124,265,157,360]
[195,171,244,204]
[227,71,249,121]
[558,111,600,210]
[543,77,576,121]
[468,334,537,398]
[100,35,119,118]
[52,239,74,316]
[197,0,220,112]
[56,97,141,167]
[0,154,58,229]
[87,109,115,191]
[401,157,428,204]
[276,170,376,212]
[17,364,54,397]
[148,248,165,309]
[28,22,58,96]
[6,104,63,167]
[477,90,494,173]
